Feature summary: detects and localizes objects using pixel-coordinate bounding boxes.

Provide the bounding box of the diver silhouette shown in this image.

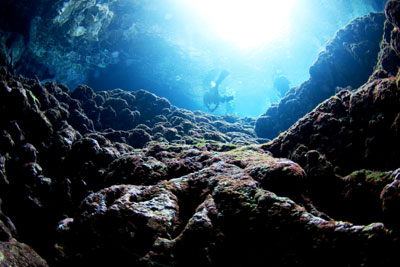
[273,75,290,98]
[203,70,233,112]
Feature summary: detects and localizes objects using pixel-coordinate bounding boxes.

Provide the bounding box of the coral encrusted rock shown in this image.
[256,12,385,139]
[3,2,400,266]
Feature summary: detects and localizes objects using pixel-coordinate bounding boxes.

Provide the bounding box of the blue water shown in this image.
[83,0,385,118]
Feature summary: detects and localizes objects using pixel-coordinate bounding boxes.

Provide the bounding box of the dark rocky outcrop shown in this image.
[54,145,398,266]
[1,199,49,266]
[3,1,400,266]
[0,239,49,267]
[256,12,386,139]
[0,53,260,265]
[262,0,400,229]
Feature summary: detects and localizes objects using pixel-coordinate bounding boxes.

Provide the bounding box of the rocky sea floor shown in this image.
[3,1,400,266]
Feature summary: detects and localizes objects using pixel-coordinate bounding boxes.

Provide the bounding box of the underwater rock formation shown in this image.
[3,1,400,266]
[0,0,166,87]
[57,148,397,266]
[0,199,49,266]
[256,12,386,139]
[1,0,388,116]
[263,0,400,227]
[0,55,261,265]
[0,0,118,84]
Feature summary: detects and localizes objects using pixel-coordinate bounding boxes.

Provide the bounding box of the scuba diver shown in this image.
[203,69,234,112]
[273,75,291,98]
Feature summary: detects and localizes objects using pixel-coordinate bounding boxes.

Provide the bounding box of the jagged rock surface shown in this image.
[0,200,49,266]
[3,1,400,266]
[256,12,386,139]
[263,0,400,228]
[0,60,261,265]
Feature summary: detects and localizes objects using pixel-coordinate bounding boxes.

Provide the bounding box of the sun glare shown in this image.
[183,0,296,50]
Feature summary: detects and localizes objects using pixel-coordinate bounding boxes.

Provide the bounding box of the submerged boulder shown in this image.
[56,145,399,266]
[261,0,400,231]
[0,239,49,267]
[2,2,400,266]
[256,12,386,139]
[1,199,49,267]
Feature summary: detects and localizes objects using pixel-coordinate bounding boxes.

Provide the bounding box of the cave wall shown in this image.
[255,12,386,139]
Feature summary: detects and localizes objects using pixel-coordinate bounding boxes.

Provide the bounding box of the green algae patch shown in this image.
[222,145,275,169]
[365,170,393,184]
[27,89,41,108]
[344,169,393,187]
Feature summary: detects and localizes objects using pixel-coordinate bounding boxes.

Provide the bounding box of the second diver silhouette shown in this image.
[273,75,290,98]
[203,70,233,112]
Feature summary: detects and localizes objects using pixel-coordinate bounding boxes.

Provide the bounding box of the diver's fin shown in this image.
[221,95,234,102]
[215,70,230,87]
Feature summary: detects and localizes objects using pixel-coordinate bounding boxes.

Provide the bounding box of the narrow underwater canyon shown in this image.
[2,0,400,266]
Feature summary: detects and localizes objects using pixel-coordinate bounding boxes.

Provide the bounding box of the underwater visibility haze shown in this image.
[0,0,387,117]
[6,1,400,266]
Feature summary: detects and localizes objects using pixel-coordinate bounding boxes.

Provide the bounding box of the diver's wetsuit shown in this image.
[203,70,233,112]
[274,76,290,98]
